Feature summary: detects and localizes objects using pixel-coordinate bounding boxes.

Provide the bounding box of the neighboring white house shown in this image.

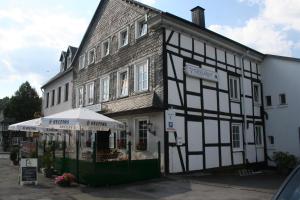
[262,55,300,165]
[41,46,77,116]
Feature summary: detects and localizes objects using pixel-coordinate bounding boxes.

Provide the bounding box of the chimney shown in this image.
[191,6,205,28]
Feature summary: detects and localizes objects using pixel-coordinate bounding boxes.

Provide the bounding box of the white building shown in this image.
[41,46,77,116]
[262,55,300,165]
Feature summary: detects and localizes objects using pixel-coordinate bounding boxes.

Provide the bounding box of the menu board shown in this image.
[20,158,38,186]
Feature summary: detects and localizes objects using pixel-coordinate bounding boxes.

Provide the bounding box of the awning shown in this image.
[8,118,57,133]
[41,107,125,131]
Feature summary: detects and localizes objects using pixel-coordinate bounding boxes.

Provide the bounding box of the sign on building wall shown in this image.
[20,158,38,186]
[185,63,219,82]
[166,109,176,132]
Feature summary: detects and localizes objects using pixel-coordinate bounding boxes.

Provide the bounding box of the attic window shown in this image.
[136,18,147,39]
[79,54,85,70]
[119,28,129,48]
[88,48,95,65]
[102,39,110,57]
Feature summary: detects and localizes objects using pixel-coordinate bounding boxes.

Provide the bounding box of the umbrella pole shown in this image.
[76,131,79,183]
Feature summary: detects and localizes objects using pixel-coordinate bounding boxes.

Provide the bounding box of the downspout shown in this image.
[240,50,249,164]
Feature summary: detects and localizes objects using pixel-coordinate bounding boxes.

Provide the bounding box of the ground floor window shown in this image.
[232,123,243,151]
[136,119,148,151]
[118,121,127,149]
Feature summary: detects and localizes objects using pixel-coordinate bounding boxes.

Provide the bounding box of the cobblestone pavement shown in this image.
[0,157,285,200]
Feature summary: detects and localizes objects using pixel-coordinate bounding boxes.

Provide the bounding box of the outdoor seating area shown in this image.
[8,107,161,186]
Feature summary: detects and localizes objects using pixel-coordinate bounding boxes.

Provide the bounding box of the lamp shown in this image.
[147,122,156,135]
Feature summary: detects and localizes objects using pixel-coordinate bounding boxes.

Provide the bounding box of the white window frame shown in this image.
[85,82,94,106]
[253,82,261,105]
[78,86,84,107]
[87,48,95,65]
[119,27,129,48]
[101,39,110,58]
[231,123,243,152]
[100,76,110,102]
[79,54,85,70]
[109,131,116,149]
[279,93,287,105]
[117,120,128,150]
[134,59,149,92]
[229,76,240,102]
[134,117,149,151]
[117,67,129,98]
[265,95,272,107]
[135,17,148,39]
[255,125,264,147]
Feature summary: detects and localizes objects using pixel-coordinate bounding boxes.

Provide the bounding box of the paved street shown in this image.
[0,156,285,200]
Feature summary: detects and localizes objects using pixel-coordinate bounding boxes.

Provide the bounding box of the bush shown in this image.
[273,152,298,174]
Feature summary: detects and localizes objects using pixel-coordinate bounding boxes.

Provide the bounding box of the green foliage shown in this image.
[9,147,19,162]
[4,81,41,122]
[273,152,298,173]
[42,148,54,169]
[0,97,9,110]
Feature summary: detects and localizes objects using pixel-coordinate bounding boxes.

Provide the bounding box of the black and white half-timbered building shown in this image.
[55,0,266,173]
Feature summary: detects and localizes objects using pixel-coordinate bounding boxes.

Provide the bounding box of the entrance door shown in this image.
[96,131,110,151]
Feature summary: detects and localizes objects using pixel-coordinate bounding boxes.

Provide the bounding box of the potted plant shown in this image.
[10,148,19,165]
[55,173,76,187]
[42,148,54,178]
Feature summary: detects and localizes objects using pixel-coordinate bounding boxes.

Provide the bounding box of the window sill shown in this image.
[119,44,129,50]
[278,104,288,108]
[230,99,240,103]
[232,149,244,152]
[135,33,147,42]
[117,95,129,100]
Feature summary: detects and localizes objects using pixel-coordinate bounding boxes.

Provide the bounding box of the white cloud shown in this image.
[209,0,300,56]
[0,8,87,52]
[136,0,157,6]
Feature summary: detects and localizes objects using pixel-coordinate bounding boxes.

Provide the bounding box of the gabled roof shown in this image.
[71,0,161,66]
[41,67,72,89]
[67,46,78,57]
[265,54,300,63]
[59,51,67,62]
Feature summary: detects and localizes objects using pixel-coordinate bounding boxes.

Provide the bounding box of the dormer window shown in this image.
[136,18,147,39]
[102,39,110,57]
[119,28,129,48]
[88,48,95,65]
[67,54,72,68]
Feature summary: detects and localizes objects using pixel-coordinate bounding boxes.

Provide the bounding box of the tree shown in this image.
[0,97,10,111]
[4,82,41,122]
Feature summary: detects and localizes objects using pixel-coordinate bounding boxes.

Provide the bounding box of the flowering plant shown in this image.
[55,173,76,187]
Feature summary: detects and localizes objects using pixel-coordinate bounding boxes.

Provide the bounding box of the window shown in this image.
[232,124,243,151]
[119,28,129,48]
[88,48,95,65]
[229,76,240,101]
[253,83,261,104]
[118,121,127,149]
[136,120,148,151]
[78,86,84,107]
[51,89,55,106]
[57,87,61,104]
[279,93,287,105]
[100,76,110,102]
[101,39,110,57]
[45,92,49,108]
[268,136,274,145]
[79,54,85,70]
[136,18,147,39]
[266,96,272,106]
[109,132,116,149]
[64,83,69,102]
[255,125,263,147]
[86,82,94,105]
[117,69,128,97]
[135,60,149,92]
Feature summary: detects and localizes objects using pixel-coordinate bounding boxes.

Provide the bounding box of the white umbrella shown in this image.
[8,118,58,133]
[41,107,125,131]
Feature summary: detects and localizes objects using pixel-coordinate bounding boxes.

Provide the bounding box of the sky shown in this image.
[0,0,300,98]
